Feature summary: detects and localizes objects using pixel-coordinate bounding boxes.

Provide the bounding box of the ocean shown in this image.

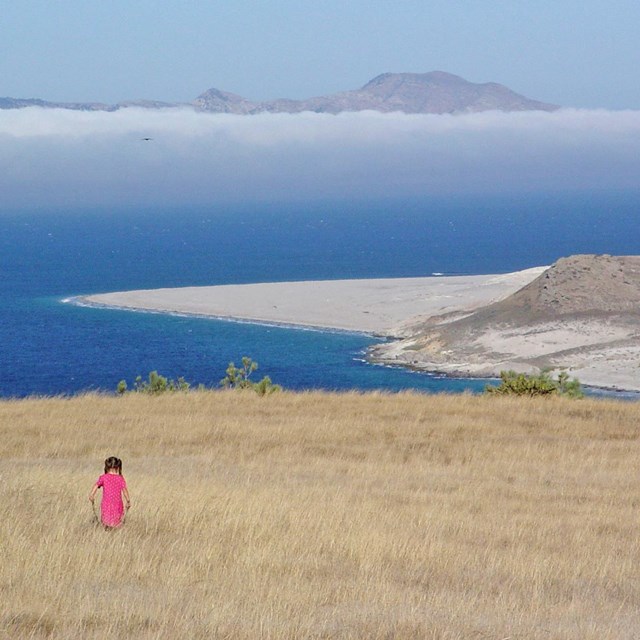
[2,191,640,398]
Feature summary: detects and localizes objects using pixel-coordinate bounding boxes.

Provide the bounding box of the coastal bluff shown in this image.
[371,255,640,390]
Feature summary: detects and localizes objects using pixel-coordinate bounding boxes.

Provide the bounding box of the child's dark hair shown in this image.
[104,456,123,474]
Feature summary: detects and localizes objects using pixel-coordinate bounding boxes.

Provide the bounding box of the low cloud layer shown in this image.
[1,107,639,210]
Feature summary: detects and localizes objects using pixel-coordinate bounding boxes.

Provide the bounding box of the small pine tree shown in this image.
[220,356,282,395]
[253,375,282,396]
[554,371,584,399]
[220,356,258,390]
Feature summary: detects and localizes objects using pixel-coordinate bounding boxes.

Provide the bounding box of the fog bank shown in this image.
[1,108,639,210]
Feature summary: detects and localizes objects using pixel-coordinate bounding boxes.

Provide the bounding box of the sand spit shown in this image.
[80,267,545,336]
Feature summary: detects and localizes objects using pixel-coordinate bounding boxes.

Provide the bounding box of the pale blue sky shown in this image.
[1,1,639,108]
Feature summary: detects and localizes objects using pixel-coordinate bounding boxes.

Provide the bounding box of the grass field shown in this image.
[2,391,639,639]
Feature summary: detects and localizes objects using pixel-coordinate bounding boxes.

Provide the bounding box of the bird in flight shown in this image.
[141,137,153,141]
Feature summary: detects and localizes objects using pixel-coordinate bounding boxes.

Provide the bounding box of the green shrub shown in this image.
[485,370,583,398]
[253,375,282,396]
[117,370,190,395]
[220,356,282,395]
[117,357,281,396]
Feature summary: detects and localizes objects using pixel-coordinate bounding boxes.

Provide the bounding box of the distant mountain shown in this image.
[191,88,256,114]
[1,72,559,115]
[195,71,558,114]
[0,97,114,111]
[0,97,177,112]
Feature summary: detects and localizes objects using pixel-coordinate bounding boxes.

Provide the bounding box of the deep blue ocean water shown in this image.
[2,191,640,398]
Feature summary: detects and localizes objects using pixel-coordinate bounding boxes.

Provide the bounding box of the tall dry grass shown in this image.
[1,391,639,639]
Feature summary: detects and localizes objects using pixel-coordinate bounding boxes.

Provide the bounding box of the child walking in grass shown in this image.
[89,456,131,528]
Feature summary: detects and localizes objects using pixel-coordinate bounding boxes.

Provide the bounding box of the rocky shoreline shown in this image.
[369,255,640,392]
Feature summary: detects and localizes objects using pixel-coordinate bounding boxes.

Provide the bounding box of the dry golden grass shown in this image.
[1,391,640,639]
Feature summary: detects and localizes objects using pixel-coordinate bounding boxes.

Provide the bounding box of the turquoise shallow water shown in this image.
[2,192,640,397]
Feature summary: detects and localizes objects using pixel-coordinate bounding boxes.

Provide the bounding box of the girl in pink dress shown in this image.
[89,456,131,528]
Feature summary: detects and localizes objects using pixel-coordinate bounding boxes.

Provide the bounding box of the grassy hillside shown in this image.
[2,391,639,639]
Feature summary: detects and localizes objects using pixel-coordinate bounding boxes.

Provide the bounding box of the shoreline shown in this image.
[365,356,640,397]
[73,268,640,394]
[71,295,377,337]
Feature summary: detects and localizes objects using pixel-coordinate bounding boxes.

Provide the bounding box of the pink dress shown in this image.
[95,473,127,527]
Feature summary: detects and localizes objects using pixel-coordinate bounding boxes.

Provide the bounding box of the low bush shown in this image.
[117,371,190,395]
[485,370,583,398]
[117,357,281,396]
[220,357,282,395]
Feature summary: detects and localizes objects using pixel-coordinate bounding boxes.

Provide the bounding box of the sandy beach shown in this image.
[81,267,546,336]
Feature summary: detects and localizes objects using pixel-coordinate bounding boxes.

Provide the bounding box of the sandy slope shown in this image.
[371,256,640,391]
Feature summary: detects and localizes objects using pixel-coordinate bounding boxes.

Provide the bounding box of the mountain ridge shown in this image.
[1,71,559,115]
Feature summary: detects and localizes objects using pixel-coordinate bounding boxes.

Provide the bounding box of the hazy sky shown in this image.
[2,1,640,108]
[2,108,639,210]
